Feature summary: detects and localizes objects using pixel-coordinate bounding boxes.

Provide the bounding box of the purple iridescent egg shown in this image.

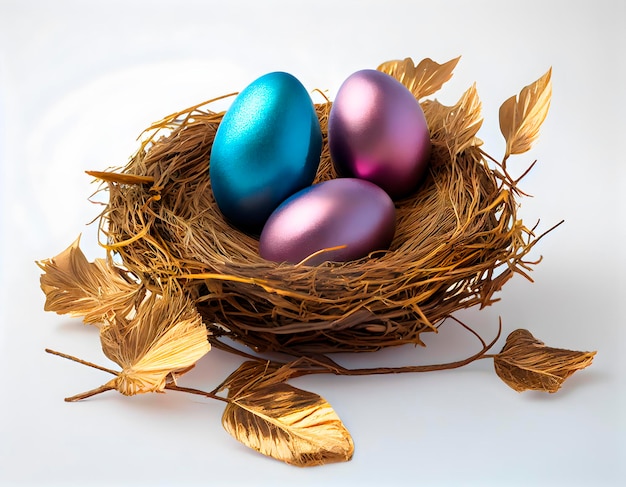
[259,178,396,265]
[328,69,431,199]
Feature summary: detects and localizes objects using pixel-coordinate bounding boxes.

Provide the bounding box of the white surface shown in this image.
[1,1,624,485]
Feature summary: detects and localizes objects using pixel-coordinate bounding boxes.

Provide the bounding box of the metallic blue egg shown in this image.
[259,178,396,265]
[209,72,322,233]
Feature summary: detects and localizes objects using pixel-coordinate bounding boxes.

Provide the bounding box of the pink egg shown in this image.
[259,178,396,265]
[328,69,431,199]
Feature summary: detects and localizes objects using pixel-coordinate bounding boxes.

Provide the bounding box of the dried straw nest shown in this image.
[97,59,552,356]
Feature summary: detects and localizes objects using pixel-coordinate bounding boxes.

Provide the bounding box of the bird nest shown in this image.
[94,57,554,356]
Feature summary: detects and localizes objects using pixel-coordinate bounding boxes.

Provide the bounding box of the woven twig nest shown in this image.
[38,59,598,468]
[97,58,552,356]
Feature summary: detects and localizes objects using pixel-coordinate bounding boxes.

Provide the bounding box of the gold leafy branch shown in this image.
[40,237,210,400]
[46,290,210,400]
[40,240,595,466]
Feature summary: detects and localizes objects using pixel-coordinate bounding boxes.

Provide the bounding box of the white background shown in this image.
[1,1,624,485]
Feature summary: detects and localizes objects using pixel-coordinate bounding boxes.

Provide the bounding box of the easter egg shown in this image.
[328,69,431,199]
[210,72,322,233]
[259,178,396,265]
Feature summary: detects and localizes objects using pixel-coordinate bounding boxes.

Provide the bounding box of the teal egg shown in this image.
[209,72,322,233]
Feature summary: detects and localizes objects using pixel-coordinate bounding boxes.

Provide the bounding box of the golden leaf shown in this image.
[37,236,141,324]
[99,290,210,396]
[494,329,596,393]
[222,380,354,467]
[377,56,460,100]
[220,360,353,466]
[499,68,552,159]
[47,287,210,400]
[421,83,483,155]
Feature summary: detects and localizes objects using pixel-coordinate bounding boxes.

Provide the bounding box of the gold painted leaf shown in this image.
[421,83,483,155]
[499,68,552,159]
[494,329,596,393]
[378,56,460,100]
[221,360,353,466]
[222,381,354,467]
[37,236,141,324]
[99,289,210,396]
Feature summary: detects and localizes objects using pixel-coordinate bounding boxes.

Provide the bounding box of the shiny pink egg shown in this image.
[328,69,431,199]
[259,178,396,265]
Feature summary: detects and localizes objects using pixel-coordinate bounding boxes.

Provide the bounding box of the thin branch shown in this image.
[164,383,230,403]
[65,384,115,402]
[45,349,118,376]
[210,317,502,378]
[298,321,501,377]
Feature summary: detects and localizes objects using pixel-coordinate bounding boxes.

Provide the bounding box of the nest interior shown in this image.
[100,94,540,355]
